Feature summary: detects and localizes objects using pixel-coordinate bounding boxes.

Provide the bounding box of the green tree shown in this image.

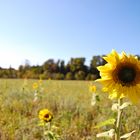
[65,72,74,80]
[69,58,86,73]
[90,55,106,79]
[54,73,64,80]
[74,71,85,80]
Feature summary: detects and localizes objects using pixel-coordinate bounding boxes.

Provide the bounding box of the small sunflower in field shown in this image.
[32,82,38,89]
[89,84,96,93]
[39,109,53,122]
[97,50,140,103]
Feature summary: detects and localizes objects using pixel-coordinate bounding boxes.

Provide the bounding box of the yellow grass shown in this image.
[0,79,139,140]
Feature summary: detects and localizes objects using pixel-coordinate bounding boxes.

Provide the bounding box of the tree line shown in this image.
[1,55,140,80]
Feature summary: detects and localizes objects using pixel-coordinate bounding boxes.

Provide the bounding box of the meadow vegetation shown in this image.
[0,79,140,140]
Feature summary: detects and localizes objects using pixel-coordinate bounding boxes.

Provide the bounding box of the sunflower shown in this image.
[32,82,38,89]
[97,50,140,103]
[89,84,96,93]
[39,109,53,122]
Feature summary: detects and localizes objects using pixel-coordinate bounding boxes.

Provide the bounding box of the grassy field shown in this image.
[0,79,140,140]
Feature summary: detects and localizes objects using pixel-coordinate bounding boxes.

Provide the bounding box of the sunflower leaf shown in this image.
[120,130,136,139]
[91,94,100,106]
[94,118,115,128]
[96,129,115,138]
[120,102,132,110]
[112,102,132,111]
[112,103,119,111]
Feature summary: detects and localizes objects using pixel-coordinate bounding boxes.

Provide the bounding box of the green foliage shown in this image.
[54,73,64,80]
[85,73,97,80]
[0,55,106,80]
[69,58,86,73]
[65,72,74,80]
[74,71,86,80]
[94,118,115,129]
[1,54,139,80]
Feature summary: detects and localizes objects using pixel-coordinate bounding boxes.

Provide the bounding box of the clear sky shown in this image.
[0,0,140,69]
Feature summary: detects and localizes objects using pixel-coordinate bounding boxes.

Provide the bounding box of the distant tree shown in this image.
[54,73,64,80]
[90,55,106,67]
[86,73,98,80]
[8,66,17,78]
[42,71,52,79]
[69,58,86,73]
[0,54,116,80]
[17,60,31,78]
[43,59,59,73]
[74,71,86,80]
[59,60,66,74]
[89,55,106,79]
[65,72,74,80]
[65,63,71,73]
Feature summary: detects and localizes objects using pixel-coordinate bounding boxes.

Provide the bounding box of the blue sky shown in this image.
[0,0,140,68]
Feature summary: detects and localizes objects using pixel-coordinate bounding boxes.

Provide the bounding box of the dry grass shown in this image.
[0,79,140,140]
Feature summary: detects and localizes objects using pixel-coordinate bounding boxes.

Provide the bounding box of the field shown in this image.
[0,79,140,140]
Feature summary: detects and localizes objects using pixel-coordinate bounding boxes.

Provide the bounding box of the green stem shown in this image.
[43,122,51,140]
[115,98,123,140]
[43,124,47,140]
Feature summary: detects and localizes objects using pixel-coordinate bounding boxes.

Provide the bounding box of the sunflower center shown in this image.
[44,114,49,118]
[118,66,136,84]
